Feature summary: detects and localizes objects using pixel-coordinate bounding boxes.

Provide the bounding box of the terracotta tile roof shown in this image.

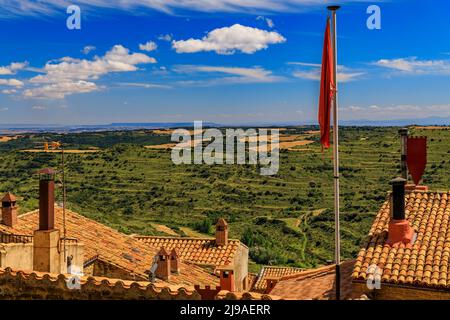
[0,267,201,300]
[0,207,218,287]
[252,266,304,292]
[270,260,356,300]
[134,236,241,266]
[352,191,450,290]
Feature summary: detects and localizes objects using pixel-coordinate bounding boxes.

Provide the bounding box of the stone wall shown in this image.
[0,243,33,271]
[233,244,249,291]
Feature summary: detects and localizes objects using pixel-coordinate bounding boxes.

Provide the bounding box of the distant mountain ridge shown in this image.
[0,117,447,134]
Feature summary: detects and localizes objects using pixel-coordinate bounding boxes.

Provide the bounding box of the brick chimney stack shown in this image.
[33,168,61,273]
[1,192,18,228]
[155,247,171,281]
[170,248,180,274]
[38,168,56,230]
[387,177,415,246]
[218,267,235,292]
[215,218,228,246]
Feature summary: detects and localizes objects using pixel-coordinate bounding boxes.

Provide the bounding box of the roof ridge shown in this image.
[134,235,240,241]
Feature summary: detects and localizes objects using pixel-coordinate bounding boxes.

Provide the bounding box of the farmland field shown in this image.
[0,126,448,272]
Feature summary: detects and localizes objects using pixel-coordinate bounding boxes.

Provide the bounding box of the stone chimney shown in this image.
[33,168,61,273]
[215,218,228,246]
[155,247,171,281]
[387,177,415,246]
[1,192,18,228]
[170,248,180,274]
[218,267,235,292]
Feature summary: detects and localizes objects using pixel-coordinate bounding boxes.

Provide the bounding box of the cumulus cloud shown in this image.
[173,65,283,85]
[139,41,158,52]
[0,78,24,87]
[341,104,450,120]
[172,24,286,55]
[374,57,450,75]
[25,45,156,99]
[81,46,96,54]
[24,81,99,99]
[0,61,28,75]
[290,62,364,83]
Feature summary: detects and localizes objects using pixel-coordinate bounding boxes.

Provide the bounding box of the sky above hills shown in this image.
[0,0,449,125]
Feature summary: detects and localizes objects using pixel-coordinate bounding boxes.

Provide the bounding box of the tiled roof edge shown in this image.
[0,267,200,299]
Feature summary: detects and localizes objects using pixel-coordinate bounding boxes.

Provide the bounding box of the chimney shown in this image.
[215,218,228,246]
[33,168,61,273]
[387,177,415,246]
[399,128,408,180]
[38,168,56,230]
[1,192,18,228]
[218,267,235,292]
[155,247,171,281]
[170,248,180,274]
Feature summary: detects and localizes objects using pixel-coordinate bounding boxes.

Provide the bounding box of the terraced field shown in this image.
[0,126,448,272]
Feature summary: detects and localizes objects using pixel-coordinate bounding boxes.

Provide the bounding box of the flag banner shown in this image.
[318,18,335,149]
[407,136,427,185]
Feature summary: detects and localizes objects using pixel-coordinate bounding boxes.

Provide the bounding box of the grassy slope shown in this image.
[0,127,448,271]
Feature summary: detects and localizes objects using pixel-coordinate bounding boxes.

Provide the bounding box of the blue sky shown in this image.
[0,0,449,125]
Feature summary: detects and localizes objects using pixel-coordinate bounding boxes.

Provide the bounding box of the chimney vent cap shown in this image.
[216,218,228,227]
[391,177,407,185]
[36,168,58,175]
[1,192,17,203]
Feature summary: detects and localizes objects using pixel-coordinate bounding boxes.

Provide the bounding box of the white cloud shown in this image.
[32,105,47,110]
[118,82,171,89]
[291,62,364,83]
[374,57,450,75]
[81,46,96,54]
[341,104,450,120]
[172,24,286,55]
[25,45,156,99]
[0,61,28,75]
[2,89,16,94]
[257,16,274,28]
[24,81,99,99]
[139,41,158,52]
[158,34,173,41]
[174,65,283,85]
[0,78,24,87]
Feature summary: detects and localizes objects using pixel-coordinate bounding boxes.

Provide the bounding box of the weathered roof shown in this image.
[352,191,450,290]
[0,266,200,300]
[134,236,241,266]
[0,207,219,287]
[270,260,356,300]
[251,266,304,293]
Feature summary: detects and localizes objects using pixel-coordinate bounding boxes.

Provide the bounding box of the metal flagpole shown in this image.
[327,5,341,300]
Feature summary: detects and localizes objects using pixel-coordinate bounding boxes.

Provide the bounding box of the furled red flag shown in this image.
[318,18,335,149]
[407,136,427,185]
